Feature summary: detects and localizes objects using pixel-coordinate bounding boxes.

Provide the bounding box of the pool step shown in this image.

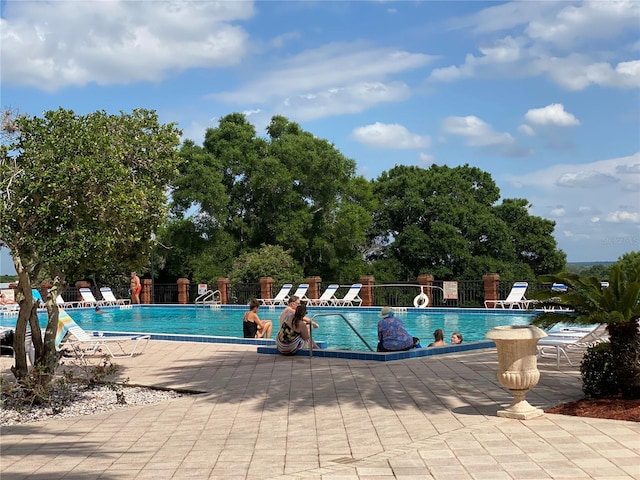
[257,341,495,362]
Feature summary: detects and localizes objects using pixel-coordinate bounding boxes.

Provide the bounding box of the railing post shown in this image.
[217,278,230,304]
[259,277,273,303]
[483,274,500,308]
[306,276,322,302]
[360,275,375,306]
[177,278,190,304]
[417,274,434,307]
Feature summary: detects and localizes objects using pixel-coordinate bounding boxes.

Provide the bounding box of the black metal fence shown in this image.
[58,279,536,308]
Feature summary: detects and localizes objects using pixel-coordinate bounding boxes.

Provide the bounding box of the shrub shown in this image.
[580,342,619,398]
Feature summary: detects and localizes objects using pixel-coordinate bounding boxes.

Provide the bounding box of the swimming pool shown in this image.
[7,305,537,352]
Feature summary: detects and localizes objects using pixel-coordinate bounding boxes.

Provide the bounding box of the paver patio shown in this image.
[1,341,639,479]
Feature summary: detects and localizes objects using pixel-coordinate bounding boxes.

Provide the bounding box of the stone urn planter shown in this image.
[486,325,548,420]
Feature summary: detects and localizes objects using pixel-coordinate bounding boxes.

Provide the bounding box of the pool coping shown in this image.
[98,331,496,362]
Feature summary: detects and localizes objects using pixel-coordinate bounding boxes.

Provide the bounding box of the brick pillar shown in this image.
[360,275,375,306]
[141,279,152,304]
[483,274,500,309]
[417,274,434,307]
[306,276,322,302]
[259,277,273,303]
[216,278,230,304]
[177,278,190,304]
[75,281,90,302]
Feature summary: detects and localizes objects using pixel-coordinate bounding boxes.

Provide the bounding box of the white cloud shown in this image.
[0,1,254,91]
[442,115,515,147]
[506,152,640,260]
[524,103,580,126]
[525,1,640,49]
[431,1,640,91]
[418,152,435,164]
[214,42,433,104]
[352,122,431,149]
[605,211,639,223]
[518,124,536,136]
[556,171,619,188]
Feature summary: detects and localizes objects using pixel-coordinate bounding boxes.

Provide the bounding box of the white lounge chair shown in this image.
[289,283,310,304]
[258,284,292,306]
[537,324,607,367]
[310,284,340,306]
[100,287,130,306]
[56,308,149,360]
[485,282,535,309]
[79,287,107,307]
[334,283,363,307]
[57,295,81,309]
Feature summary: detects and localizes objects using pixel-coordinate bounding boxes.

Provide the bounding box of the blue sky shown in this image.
[1,0,639,275]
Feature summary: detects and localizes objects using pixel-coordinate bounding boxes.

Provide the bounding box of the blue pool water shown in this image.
[6,305,537,351]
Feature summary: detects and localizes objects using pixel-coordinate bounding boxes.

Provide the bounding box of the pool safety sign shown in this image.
[443,281,458,300]
[198,284,208,295]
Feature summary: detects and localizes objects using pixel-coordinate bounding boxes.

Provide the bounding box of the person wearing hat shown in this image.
[377,306,420,352]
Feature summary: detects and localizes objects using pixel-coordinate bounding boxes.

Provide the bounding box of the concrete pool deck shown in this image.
[1,341,639,479]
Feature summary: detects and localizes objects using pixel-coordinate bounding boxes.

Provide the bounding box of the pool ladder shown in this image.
[309,313,374,354]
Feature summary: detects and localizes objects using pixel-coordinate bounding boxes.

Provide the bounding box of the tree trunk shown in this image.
[10,265,36,380]
[608,318,640,399]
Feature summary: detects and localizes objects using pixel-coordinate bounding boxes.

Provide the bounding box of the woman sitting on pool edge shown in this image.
[377,306,420,352]
[276,304,319,355]
[243,299,273,339]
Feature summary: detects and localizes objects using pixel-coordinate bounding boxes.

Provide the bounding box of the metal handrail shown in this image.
[195,289,220,305]
[310,313,374,355]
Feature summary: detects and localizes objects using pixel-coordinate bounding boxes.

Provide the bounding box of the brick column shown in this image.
[306,276,322,302]
[259,277,273,303]
[483,274,500,308]
[216,278,230,304]
[360,275,375,306]
[177,278,190,304]
[417,274,434,307]
[140,279,152,304]
[75,281,90,302]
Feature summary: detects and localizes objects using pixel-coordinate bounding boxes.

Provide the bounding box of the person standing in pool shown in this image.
[130,272,141,304]
[280,295,319,329]
[451,332,463,344]
[243,299,273,339]
[428,329,446,347]
[279,296,299,326]
[377,306,420,352]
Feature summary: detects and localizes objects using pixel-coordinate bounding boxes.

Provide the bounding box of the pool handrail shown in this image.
[195,289,220,305]
[310,313,375,353]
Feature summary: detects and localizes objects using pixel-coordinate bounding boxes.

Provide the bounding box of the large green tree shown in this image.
[0,108,181,379]
[168,114,374,281]
[369,164,566,280]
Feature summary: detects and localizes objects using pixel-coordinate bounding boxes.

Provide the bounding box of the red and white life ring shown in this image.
[413,293,429,308]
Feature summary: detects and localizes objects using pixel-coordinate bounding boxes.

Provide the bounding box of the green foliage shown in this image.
[229,244,303,285]
[1,107,182,379]
[534,264,640,398]
[170,113,373,281]
[580,343,619,398]
[368,164,565,280]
